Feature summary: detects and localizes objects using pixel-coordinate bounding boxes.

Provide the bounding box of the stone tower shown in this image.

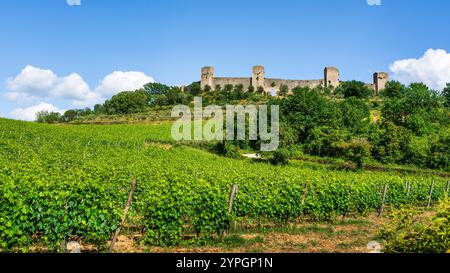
[373,72,389,95]
[252,65,265,91]
[201,66,215,90]
[324,67,340,89]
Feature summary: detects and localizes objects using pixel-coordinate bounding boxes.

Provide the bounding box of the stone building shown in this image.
[200,65,388,95]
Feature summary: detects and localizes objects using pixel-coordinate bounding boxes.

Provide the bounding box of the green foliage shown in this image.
[214,141,241,159]
[278,87,337,144]
[93,104,106,115]
[232,84,245,100]
[273,83,449,170]
[331,138,371,169]
[1,119,448,249]
[442,83,450,108]
[144,82,172,95]
[270,148,290,165]
[256,86,265,94]
[427,129,450,169]
[185,82,202,96]
[104,90,150,115]
[382,81,407,99]
[223,84,233,93]
[369,121,411,164]
[35,111,61,124]
[278,84,289,97]
[61,108,93,122]
[203,85,212,92]
[380,200,450,253]
[382,83,446,135]
[338,97,370,134]
[336,81,373,99]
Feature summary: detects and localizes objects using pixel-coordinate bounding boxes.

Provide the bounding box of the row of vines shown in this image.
[0,118,448,250]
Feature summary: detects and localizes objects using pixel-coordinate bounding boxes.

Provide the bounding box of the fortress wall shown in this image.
[265,79,324,90]
[214,77,252,90]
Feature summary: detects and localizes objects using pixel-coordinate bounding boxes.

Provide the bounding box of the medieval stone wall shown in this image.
[213,77,252,90]
[265,78,324,91]
[200,65,389,95]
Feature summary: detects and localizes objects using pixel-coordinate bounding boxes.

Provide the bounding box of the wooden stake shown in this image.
[109,177,137,253]
[446,181,450,198]
[407,181,411,197]
[301,183,309,206]
[427,181,435,208]
[378,184,388,217]
[228,184,238,214]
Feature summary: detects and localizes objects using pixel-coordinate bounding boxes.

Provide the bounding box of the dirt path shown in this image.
[105,214,386,253]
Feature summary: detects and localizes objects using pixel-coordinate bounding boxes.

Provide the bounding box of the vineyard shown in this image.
[0,118,449,251]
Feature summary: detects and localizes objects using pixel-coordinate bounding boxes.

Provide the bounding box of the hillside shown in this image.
[1,118,449,252]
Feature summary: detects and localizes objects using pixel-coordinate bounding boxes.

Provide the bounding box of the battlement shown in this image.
[200,66,388,95]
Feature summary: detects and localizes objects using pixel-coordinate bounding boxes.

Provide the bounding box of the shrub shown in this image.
[270,148,290,165]
[336,81,373,99]
[35,111,61,124]
[214,141,241,159]
[380,200,450,253]
[331,138,371,169]
[104,90,150,114]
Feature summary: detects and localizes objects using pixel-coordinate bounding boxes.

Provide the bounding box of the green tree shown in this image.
[94,104,106,115]
[144,82,172,95]
[427,129,450,170]
[35,111,61,124]
[277,87,339,146]
[382,81,407,99]
[185,82,201,96]
[61,110,78,122]
[104,90,150,114]
[442,83,450,107]
[331,138,371,169]
[382,83,446,135]
[339,97,370,134]
[203,85,212,92]
[337,81,373,99]
[270,148,290,165]
[256,86,265,94]
[232,84,244,100]
[278,84,289,97]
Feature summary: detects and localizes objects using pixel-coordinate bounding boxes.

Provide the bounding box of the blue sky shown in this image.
[1,0,450,120]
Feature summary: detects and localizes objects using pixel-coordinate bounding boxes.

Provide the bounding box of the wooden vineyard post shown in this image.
[301,183,309,206]
[109,177,137,253]
[226,184,239,233]
[228,184,239,214]
[406,181,411,197]
[446,181,450,198]
[378,184,388,217]
[427,181,435,208]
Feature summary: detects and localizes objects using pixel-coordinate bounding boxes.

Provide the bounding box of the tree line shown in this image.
[35,80,450,171]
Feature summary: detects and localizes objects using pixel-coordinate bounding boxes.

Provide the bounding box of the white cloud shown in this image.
[7,65,57,96]
[4,65,155,108]
[3,91,41,105]
[390,49,450,90]
[10,102,65,121]
[95,71,155,97]
[67,0,81,6]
